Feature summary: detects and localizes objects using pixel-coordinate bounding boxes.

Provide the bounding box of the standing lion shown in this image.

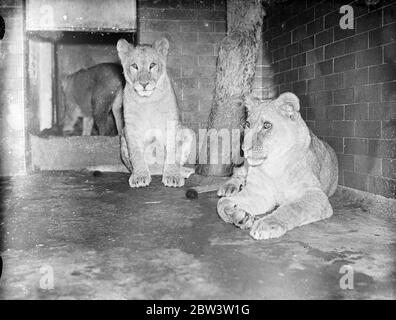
[61,63,124,136]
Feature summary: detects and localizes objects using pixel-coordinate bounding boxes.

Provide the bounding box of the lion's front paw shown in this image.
[233,211,255,230]
[162,172,185,187]
[129,171,151,188]
[217,181,241,197]
[217,198,253,229]
[217,197,236,224]
[249,217,288,240]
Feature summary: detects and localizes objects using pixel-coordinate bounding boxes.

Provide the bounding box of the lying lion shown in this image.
[217,92,338,240]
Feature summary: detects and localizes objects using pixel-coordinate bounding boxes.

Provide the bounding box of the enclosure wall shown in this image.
[264,0,395,198]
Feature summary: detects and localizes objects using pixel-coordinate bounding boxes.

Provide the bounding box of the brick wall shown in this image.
[263,0,395,198]
[137,0,226,132]
[252,39,277,100]
[0,0,25,176]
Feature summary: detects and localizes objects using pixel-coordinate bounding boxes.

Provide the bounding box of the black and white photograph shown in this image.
[0,0,395,304]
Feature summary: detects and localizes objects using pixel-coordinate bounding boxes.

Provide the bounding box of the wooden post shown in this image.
[195,0,265,177]
[52,42,59,128]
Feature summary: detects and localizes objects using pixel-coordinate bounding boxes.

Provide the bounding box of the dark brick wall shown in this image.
[264,0,395,198]
[0,0,25,176]
[138,0,227,132]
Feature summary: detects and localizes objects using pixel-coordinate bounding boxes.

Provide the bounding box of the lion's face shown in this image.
[243,92,307,167]
[117,38,169,97]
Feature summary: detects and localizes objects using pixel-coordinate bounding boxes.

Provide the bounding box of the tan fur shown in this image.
[61,63,124,136]
[117,38,193,188]
[217,92,338,240]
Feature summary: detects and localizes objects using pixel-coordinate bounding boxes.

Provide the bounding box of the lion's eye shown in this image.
[131,63,138,70]
[149,62,157,69]
[263,121,272,130]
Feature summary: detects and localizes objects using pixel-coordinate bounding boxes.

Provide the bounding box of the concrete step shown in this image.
[30,134,163,174]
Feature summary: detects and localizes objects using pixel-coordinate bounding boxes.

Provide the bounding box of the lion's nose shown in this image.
[141,82,149,90]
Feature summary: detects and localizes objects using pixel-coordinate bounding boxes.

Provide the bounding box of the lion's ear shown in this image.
[117,39,132,61]
[153,37,169,57]
[277,92,300,119]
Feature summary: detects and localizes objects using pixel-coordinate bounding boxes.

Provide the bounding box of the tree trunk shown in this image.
[195,0,265,177]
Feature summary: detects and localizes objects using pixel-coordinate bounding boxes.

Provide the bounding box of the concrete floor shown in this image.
[0,172,395,299]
